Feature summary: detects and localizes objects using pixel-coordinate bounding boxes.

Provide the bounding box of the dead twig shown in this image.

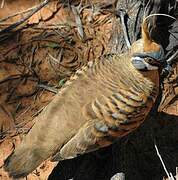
[2,39,64,59]
[116,9,131,49]
[167,50,178,65]
[0,109,31,139]
[32,107,45,118]
[154,141,174,180]
[0,3,45,23]
[37,84,58,94]
[111,173,125,180]
[57,48,64,62]
[0,0,4,8]
[0,104,15,128]
[48,52,71,69]
[15,107,31,121]
[0,0,49,36]
[71,5,85,41]
[0,74,21,84]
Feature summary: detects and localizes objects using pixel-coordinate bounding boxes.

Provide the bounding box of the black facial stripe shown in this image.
[144,57,162,66]
[132,54,162,67]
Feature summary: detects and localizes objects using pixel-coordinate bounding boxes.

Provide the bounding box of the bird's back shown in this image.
[3,53,159,178]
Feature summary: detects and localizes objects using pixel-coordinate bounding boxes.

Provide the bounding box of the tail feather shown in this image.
[4,146,45,178]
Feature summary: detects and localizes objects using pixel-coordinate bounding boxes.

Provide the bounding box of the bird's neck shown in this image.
[106,54,159,95]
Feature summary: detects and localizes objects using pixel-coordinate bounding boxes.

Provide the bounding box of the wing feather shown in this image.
[52,86,156,161]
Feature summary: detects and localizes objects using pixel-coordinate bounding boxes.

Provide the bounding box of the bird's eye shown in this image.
[145,58,153,64]
[145,57,161,67]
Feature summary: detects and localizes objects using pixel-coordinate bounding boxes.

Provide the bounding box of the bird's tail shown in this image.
[4,144,46,178]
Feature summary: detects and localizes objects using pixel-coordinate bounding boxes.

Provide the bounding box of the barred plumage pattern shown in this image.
[4,52,159,178]
[54,53,158,158]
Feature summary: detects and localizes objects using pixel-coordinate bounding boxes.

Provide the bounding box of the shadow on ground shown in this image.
[48,112,178,180]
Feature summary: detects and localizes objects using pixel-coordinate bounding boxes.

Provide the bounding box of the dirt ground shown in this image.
[0,0,177,180]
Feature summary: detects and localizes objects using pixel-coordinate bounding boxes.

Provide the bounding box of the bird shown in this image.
[3,15,164,179]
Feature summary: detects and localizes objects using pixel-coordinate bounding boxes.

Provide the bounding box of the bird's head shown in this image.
[130,16,165,72]
[130,40,161,85]
[130,13,176,73]
[130,38,164,71]
[130,18,164,85]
